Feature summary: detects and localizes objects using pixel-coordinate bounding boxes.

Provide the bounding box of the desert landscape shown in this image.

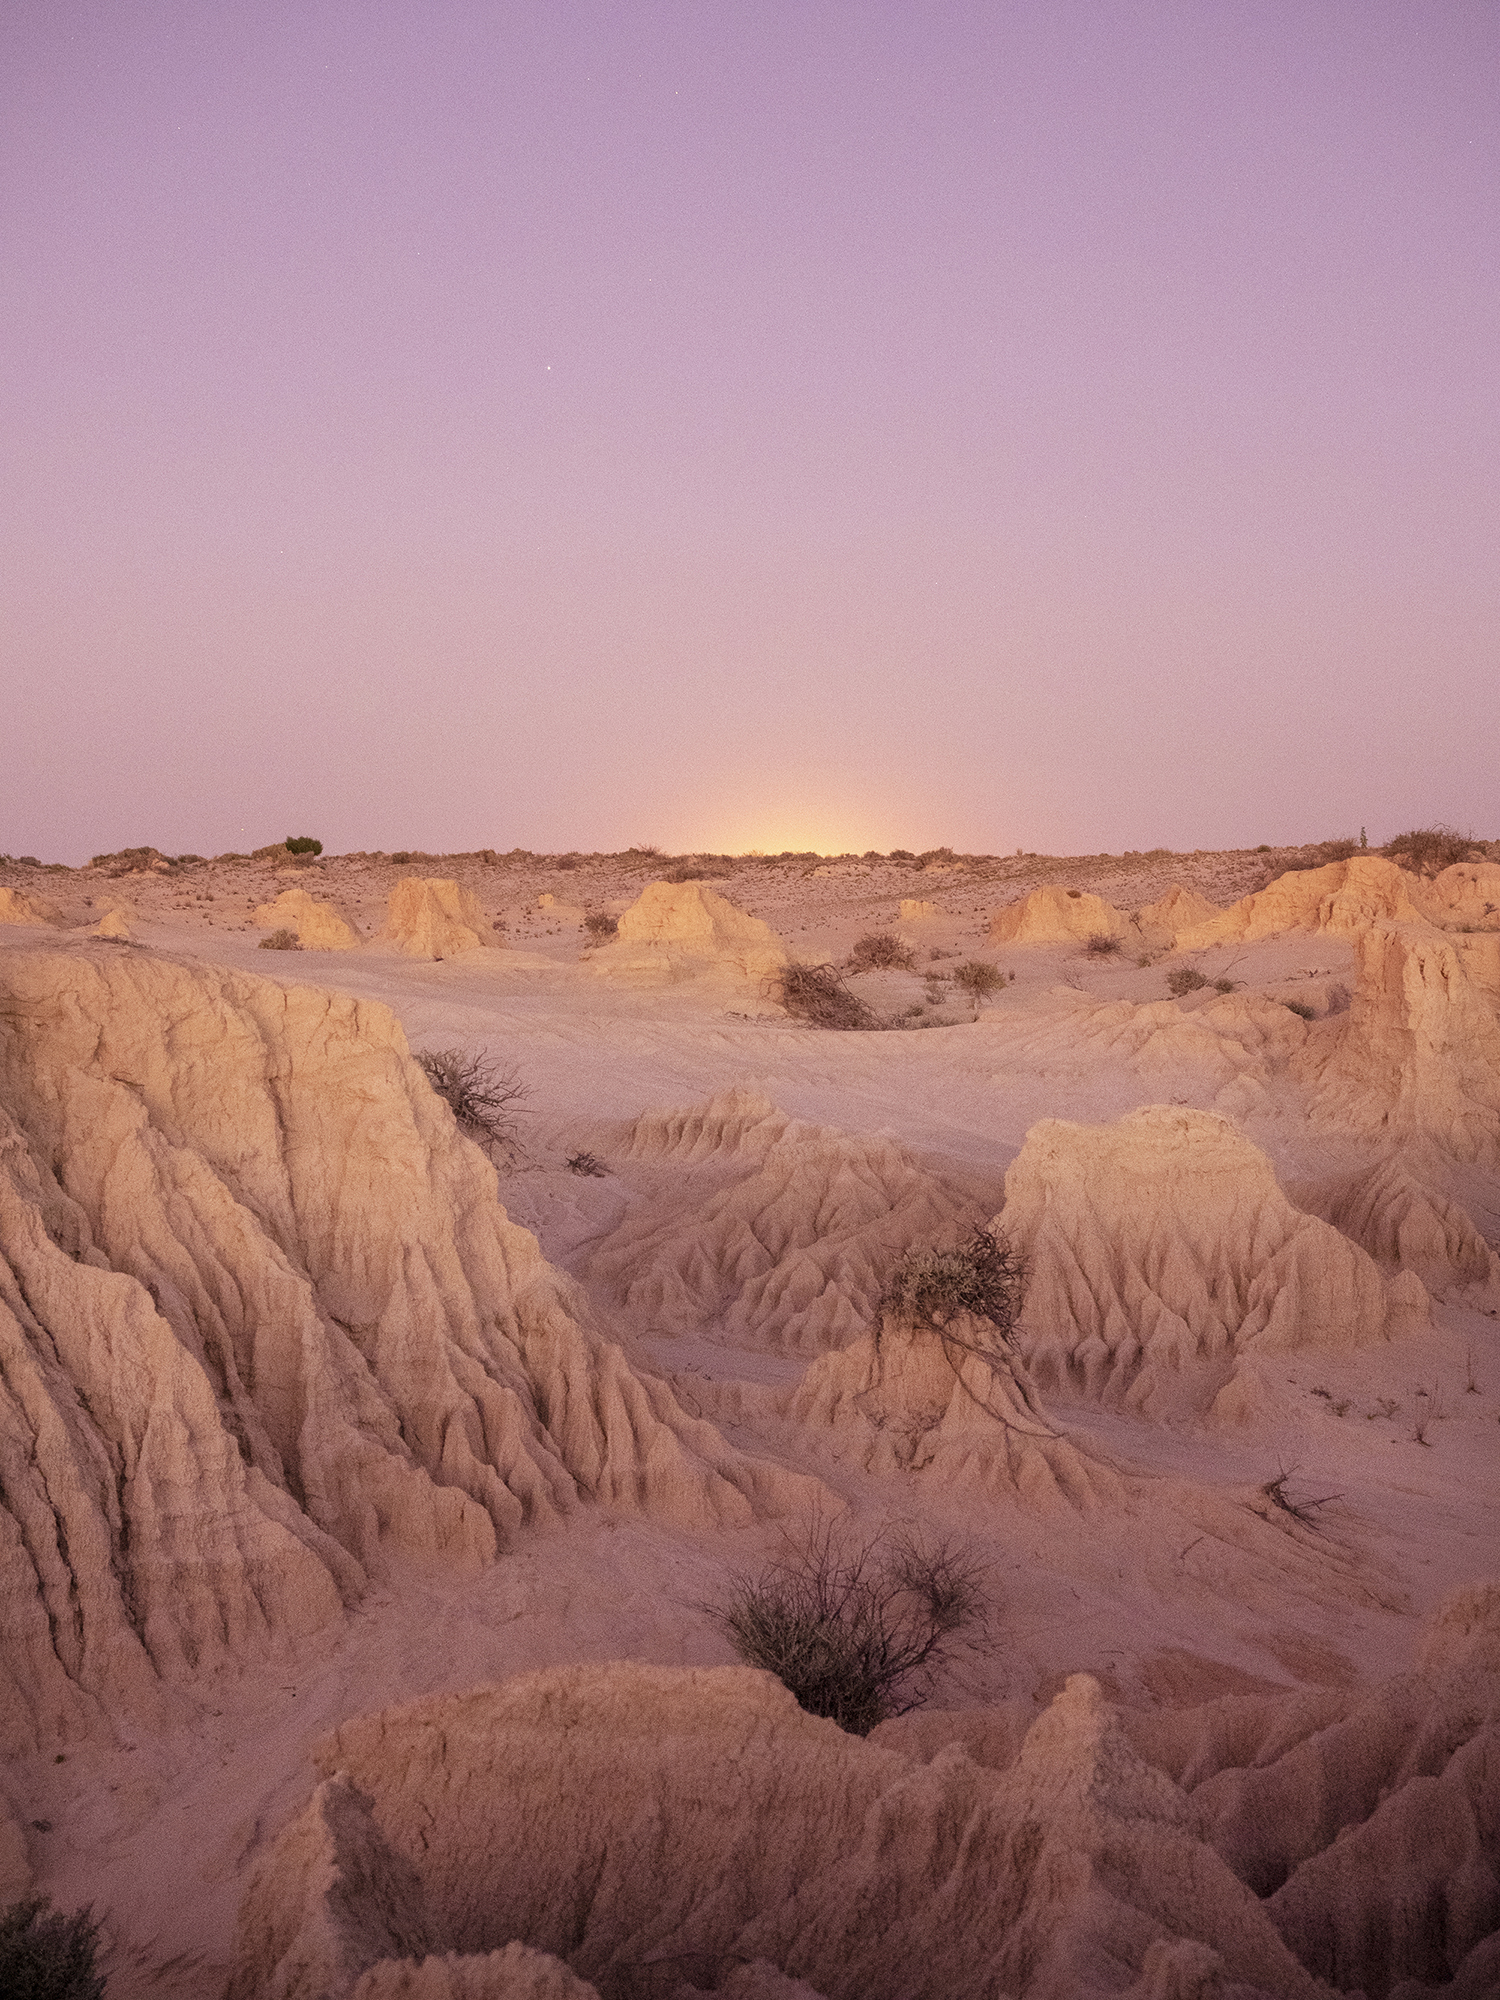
[1,829,1497,2000]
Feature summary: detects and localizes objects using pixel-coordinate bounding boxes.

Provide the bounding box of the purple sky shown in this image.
[4,3,1496,862]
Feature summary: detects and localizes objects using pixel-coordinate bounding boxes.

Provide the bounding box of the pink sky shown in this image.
[3,2,1496,863]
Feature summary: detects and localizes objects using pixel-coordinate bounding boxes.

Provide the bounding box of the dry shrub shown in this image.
[846,931,915,972]
[710,1515,987,1735]
[1166,965,1208,996]
[1084,931,1122,957]
[777,962,875,1030]
[0,1899,105,2000]
[1382,826,1475,877]
[879,1227,1026,1351]
[566,1150,607,1177]
[583,911,619,939]
[416,1046,529,1165]
[951,959,1004,1009]
[258,928,300,951]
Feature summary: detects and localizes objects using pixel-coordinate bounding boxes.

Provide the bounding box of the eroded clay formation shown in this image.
[0,838,1496,1998]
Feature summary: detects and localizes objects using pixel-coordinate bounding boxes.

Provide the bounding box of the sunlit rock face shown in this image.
[377,877,493,957]
[253,885,363,948]
[998,1105,1428,1423]
[1172,856,1428,947]
[583,880,787,999]
[0,949,809,1752]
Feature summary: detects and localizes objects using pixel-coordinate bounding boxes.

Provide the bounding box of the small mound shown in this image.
[379,878,492,958]
[989,883,1128,945]
[583,1089,1000,1354]
[789,1312,1119,1510]
[999,1106,1428,1421]
[253,885,362,950]
[584,881,787,997]
[898,898,937,921]
[1414,859,1500,930]
[0,886,62,927]
[1134,883,1220,945]
[1292,1143,1500,1308]
[1172,856,1426,948]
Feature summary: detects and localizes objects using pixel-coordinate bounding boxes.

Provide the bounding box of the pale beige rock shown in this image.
[789,1310,1119,1509]
[998,1107,1427,1421]
[378,879,492,959]
[990,883,1129,944]
[1414,859,1500,930]
[255,886,363,950]
[91,906,133,939]
[228,1661,1325,2000]
[0,950,811,1750]
[1294,921,1500,1161]
[1173,856,1426,948]
[584,882,786,998]
[0,885,62,926]
[583,1088,1000,1355]
[1293,1144,1500,1309]
[898,898,937,921]
[1134,884,1220,943]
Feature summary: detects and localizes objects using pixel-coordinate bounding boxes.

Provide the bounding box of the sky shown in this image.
[2,2,1496,863]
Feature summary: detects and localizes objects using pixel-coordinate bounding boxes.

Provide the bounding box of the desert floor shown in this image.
[1,838,1497,1999]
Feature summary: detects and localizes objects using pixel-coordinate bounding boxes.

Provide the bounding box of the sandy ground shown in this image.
[2,841,1497,1996]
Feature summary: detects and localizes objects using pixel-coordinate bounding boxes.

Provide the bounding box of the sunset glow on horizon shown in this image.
[3,3,1496,865]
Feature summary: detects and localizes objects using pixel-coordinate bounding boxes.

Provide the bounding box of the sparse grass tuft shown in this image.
[1212,977,1237,994]
[777,962,876,1030]
[709,1515,987,1735]
[0,1898,106,2000]
[846,931,915,972]
[416,1047,529,1165]
[565,1150,608,1177]
[1284,999,1317,1021]
[258,928,300,951]
[1084,932,1122,957]
[1166,965,1208,996]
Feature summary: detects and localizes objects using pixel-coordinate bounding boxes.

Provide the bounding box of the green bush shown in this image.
[284,836,322,855]
[0,1898,106,2000]
[710,1517,987,1735]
